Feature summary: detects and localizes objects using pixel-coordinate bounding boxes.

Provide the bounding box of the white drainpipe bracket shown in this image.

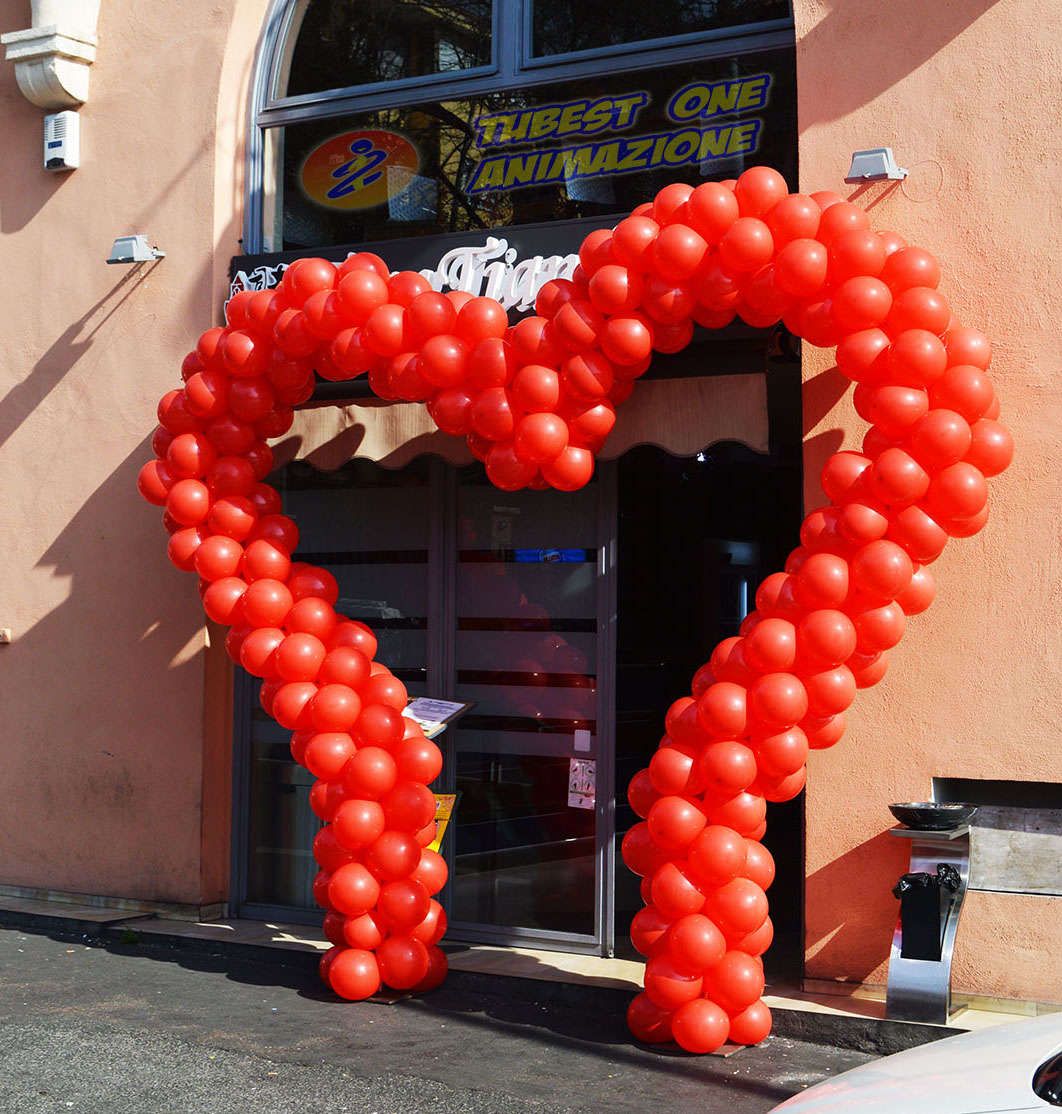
[2,2,100,111]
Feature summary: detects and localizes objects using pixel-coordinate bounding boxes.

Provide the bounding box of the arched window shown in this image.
[244,0,795,253]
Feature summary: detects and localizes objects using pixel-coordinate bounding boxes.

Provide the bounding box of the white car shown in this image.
[770,1013,1062,1112]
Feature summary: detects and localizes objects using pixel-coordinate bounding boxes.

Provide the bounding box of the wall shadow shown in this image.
[804,831,909,984]
[796,0,1002,130]
[2,435,210,900]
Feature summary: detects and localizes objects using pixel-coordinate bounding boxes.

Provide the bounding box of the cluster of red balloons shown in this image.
[616,167,1012,1053]
[138,165,1013,1043]
[136,265,452,1000]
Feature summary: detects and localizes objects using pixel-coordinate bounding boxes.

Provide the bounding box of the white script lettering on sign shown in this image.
[229,238,581,314]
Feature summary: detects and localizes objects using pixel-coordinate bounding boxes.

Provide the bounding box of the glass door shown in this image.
[444,467,613,951]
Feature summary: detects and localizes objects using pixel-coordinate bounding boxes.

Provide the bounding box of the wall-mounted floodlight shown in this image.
[845,147,908,183]
[106,235,165,264]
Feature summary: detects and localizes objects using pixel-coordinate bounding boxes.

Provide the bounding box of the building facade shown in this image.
[0,0,1058,1005]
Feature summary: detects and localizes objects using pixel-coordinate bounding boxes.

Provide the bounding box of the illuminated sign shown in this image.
[466,75,771,196]
[301,129,419,210]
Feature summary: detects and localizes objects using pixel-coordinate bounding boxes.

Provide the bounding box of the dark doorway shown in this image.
[612,364,804,982]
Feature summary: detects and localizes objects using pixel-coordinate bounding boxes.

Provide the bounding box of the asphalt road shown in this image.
[0,924,876,1114]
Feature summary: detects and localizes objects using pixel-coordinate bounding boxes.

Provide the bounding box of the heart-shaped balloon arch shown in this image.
[138,167,1012,1054]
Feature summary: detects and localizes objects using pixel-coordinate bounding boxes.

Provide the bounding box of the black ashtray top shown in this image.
[889,801,979,830]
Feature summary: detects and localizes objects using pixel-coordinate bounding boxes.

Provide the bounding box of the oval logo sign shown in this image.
[301,130,419,210]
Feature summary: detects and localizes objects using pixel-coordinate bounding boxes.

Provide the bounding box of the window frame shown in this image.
[243,0,794,251]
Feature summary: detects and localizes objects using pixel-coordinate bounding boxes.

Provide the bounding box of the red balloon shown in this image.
[485,440,538,491]
[651,861,708,919]
[410,899,448,946]
[925,461,989,520]
[333,798,386,850]
[688,825,748,888]
[513,412,569,464]
[732,915,774,958]
[704,877,768,938]
[908,408,973,470]
[795,553,850,609]
[312,824,356,873]
[868,447,931,508]
[829,228,886,282]
[353,704,405,750]
[630,903,673,959]
[344,747,397,800]
[698,741,757,796]
[621,821,668,877]
[749,673,808,731]
[393,735,443,783]
[851,600,907,653]
[886,503,949,564]
[378,934,430,990]
[704,950,765,1014]
[275,632,326,682]
[744,618,797,673]
[653,223,708,280]
[882,247,941,292]
[342,909,388,951]
[649,741,706,796]
[802,711,847,750]
[672,998,731,1054]
[696,681,748,738]
[766,193,820,244]
[887,286,951,335]
[600,315,653,366]
[360,671,407,711]
[742,840,776,892]
[541,444,594,491]
[329,947,381,1001]
[381,780,437,832]
[328,862,381,916]
[611,215,662,270]
[365,829,421,881]
[303,732,356,780]
[688,182,739,244]
[703,792,767,837]
[727,999,772,1045]
[719,217,773,273]
[851,539,914,600]
[379,878,431,931]
[751,726,809,778]
[626,992,675,1044]
[648,796,708,851]
[411,848,448,896]
[669,913,727,974]
[644,953,704,1010]
[411,944,449,993]
[271,682,318,731]
[734,166,789,218]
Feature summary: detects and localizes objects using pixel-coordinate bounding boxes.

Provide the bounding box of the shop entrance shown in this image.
[233,356,803,967]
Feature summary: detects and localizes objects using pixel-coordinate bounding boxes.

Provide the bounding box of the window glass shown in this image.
[451,470,600,935]
[531,0,790,56]
[284,0,493,97]
[274,49,794,249]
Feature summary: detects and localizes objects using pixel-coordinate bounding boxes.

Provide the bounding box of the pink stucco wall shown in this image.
[0,0,268,907]
[795,0,1062,1000]
[1,0,1057,1005]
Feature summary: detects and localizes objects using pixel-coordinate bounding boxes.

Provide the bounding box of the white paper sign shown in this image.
[574,728,591,753]
[568,758,596,810]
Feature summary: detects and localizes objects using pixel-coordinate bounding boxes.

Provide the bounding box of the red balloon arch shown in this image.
[138,167,1013,1054]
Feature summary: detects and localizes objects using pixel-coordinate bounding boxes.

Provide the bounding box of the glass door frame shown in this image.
[230,457,623,956]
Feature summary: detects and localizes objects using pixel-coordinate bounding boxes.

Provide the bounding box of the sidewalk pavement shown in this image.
[0,916,866,1114]
[0,893,1032,1054]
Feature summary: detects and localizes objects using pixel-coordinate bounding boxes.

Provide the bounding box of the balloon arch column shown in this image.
[138,167,1012,1055]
